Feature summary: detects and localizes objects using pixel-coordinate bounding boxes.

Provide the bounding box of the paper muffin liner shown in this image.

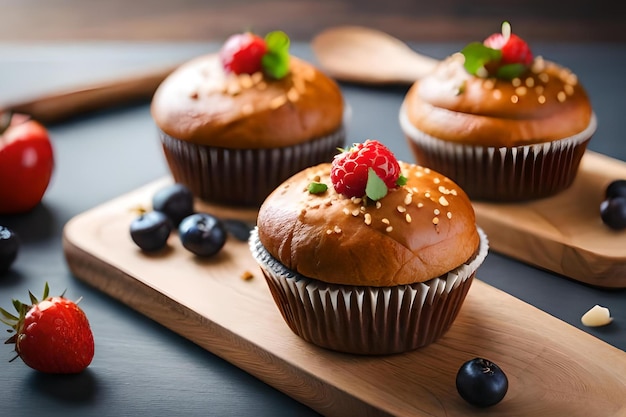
[249,227,489,355]
[160,125,346,207]
[399,105,597,202]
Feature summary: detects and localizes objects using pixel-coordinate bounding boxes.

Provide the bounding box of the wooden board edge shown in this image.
[61,230,388,417]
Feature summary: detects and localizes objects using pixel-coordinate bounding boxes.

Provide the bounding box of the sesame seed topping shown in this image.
[397,205,406,213]
[334,225,342,234]
[538,73,549,83]
[438,196,449,206]
[417,202,424,208]
[511,95,519,103]
[364,213,372,225]
[483,79,495,90]
[433,177,441,184]
[538,95,546,104]
[535,85,544,94]
[424,192,431,198]
[287,88,300,102]
[493,89,502,100]
[525,77,535,87]
[432,217,439,225]
[351,209,360,216]
[385,226,393,233]
[270,95,288,109]
[376,201,382,209]
[404,193,413,205]
[239,73,253,89]
[381,218,390,225]
[512,78,521,87]
[515,86,527,96]
[342,208,350,215]
[326,229,333,235]
[405,213,412,223]
[351,197,362,204]
[447,212,452,219]
[564,84,575,95]
[251,72,263,84]
[227,82,241,95]
[566,73,578,85]
[557,91,567,102]
[434,208,440,215]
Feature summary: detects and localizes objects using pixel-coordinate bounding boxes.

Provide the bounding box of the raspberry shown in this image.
[219,32,268,75]
[330,140,402,198]
[483,23,533,66]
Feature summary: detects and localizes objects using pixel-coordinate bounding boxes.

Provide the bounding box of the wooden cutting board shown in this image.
[62,177,626,417]
[473,151,626,288]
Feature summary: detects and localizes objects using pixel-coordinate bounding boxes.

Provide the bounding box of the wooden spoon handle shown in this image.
[3,65,177,124]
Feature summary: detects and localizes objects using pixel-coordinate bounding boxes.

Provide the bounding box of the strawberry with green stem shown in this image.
[219,30,291,79]
[0,283,94,374]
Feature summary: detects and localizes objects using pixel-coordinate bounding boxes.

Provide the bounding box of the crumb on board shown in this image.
[241,270,254,281]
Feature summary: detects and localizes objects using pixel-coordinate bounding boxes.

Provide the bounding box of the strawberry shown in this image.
[219,32,268,75]
[483,22,533,66]
[330,139,404,200]
[0,283,94,374]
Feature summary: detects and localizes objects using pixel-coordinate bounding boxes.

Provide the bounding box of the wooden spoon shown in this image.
[312,26,440,85]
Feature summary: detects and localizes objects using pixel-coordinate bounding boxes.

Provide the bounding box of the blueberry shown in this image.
[178,213,227,257]
[605,179,626,200]
[222,218,254,242]
[0,226,19,274]
[600,197,626,230]
[456,358,508,408]
[152,183,195,226]
[130,211,172,252]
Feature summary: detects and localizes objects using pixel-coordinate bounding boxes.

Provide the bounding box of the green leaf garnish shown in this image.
[262,31,290,79]
[495,63,528,80]
[396,174,407,187]
[307,182,328,194]
[365,168,388,201]
[460,42,502,77]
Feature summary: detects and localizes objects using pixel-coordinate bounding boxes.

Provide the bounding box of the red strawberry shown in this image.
[219,32,268,75]
[331,139,402,199]
[1,283,94,374]
[484,22,533,66]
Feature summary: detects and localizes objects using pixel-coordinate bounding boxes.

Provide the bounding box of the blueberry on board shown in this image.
[456,358,508,408]
[605,179,626,199]
[152,183,195,226]
[0,225,19,274]
[130,211,172,252]
[600,197,626,230]
[178,213,227,257]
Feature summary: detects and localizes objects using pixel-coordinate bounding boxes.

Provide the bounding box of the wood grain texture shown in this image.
[62,177,626,417]
[474,151,626,288]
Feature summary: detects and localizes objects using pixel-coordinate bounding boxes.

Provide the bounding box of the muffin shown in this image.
[400,22,596,201]
[151,31,346,207]
[249,139,489,355]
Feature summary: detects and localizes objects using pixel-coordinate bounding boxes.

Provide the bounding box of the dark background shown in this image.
[2,0,625,42]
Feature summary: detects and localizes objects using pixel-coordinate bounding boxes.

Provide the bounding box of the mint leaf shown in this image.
[396,174,407,187]
[307,182,328,194]
[496,63,528,80]
[262,31,290,79]
[365,168,388,201]
[460,42,501,76]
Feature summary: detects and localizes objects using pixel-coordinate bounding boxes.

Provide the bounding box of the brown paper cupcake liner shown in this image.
[400,107,597,201]
[160,125,346,207]
[249,227,489,355]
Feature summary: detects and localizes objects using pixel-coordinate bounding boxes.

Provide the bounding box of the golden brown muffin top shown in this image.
[257,162,480,286]
[403,53,593,147]
[151,54,344,148]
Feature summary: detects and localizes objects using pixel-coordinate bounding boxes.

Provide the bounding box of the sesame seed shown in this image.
[424,168,431,174]
[433,177,441,184]
[564,84,575,95]
[525,77,535,87]
[538,95,546,104]
[439,196,449,206]
[385,226,393,233]
[557,91,567,102]
[447,212,452,219]
[566,73,578,85]
[434,209,440,215]
[511,95,519,103]
[450,189,458,196]
[342,208,350,215]
[326,229,333,235]
[397,205,406,213]
[364,213,372,225]
[239,73,253,89]
[351,209,360,216]
[251,72,263,84]
[417,202,424,208]
[539,73,549,83]
[381,218,390,225]
[376,201,382,209]
[515,86,527,96]
[287,88,300,102]
[270,95,288,109]
[483,79,495,90]
[405,213,412,223]
[535,85,544,94]
[432,217,439,225]
[493,89,502,100]
[227,82,241,95]
[334,226,342,234]
[351,197,362,204]
[425,192,431,198]
[512,78,521,87]
[404,193,413,205]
